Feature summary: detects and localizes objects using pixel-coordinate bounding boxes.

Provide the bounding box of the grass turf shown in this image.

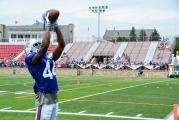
[0,74,178,120]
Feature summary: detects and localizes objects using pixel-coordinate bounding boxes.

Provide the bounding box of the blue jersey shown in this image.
[25,52,58,93]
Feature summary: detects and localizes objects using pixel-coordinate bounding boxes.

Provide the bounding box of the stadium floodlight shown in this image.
[89,5,108,42]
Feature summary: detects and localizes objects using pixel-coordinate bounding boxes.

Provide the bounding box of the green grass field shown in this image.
[0,73,178,120]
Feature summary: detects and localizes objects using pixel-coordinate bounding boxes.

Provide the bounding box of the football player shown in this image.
[25,10,65,120]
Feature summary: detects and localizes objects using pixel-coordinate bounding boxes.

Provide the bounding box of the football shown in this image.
[47,9,60,22]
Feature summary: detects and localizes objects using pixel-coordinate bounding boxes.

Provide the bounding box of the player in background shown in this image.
[25,10,65,120]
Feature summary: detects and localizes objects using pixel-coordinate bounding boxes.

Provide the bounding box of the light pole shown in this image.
[89,5,108,42]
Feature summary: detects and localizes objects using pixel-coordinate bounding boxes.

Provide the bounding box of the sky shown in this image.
[0,0,178,41]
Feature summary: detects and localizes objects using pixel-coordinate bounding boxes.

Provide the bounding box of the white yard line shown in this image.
[78,111,86,114]
[58,80,171,104]
[0,109,163,120]
[0,107,12,110]
[75,99,172,107]
[136,114,143,117]
[106,112,114,115]
[60,112,162,120]
[107,93,178,100]
[0,82,33,87]
[27,79,171,111]
[60,82,113,92]
[15,92,33,95]
[15,92,28,95]
[26,108,36,111]
[0,91,7,95]
[0,91,7,93]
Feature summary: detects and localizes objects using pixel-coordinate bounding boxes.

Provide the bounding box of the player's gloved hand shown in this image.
[42,12,58,31]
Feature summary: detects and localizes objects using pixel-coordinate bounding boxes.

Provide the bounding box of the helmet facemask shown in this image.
[32,42,42,51]
[25,39,42,55]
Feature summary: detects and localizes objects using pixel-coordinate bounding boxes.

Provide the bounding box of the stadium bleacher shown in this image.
[0,40,174,70]
[135,42,150,63]
[0,43,57,61]
[0,44,24,60]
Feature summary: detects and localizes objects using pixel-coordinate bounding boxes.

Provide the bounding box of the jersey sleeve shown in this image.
[25,52,36,65]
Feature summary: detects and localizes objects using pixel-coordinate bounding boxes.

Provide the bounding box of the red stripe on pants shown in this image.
[37,105,42,120]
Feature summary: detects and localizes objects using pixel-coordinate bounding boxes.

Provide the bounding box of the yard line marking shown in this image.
[107,93,179,100]
[16,82,113,99]
[1,107,12,110]
[15,92,28,95]
[0,109,164,120]
[0,91,7,95]
[106,112,113,115]
[58,112,163,120]
[136,114,143,117]
[26,79,172,112]
[0,91,7,93]
[16,94,34,98]
[16,92,34,98]
[58,79,171,104]
[76,99,172,107]
[15,92,33,95]
[0,82,33,87]
[60,82,114,92]
[26,108,36,111]
[78,111,86,114]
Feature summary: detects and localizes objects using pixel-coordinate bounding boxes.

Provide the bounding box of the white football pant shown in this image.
[35,103,58,120]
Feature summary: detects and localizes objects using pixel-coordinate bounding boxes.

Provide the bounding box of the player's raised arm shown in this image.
[30,30,50,64]
[53,27,65,62]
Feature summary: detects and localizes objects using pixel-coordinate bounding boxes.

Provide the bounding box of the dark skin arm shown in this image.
[30,29,51,64]
[53,27,65,62]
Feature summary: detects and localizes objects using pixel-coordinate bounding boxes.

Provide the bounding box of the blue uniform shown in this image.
[25,52,58,93]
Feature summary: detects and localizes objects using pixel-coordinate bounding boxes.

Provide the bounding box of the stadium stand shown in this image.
[136,41,150,63]
[76,42,93,61]
[13,50,25,61]
[108,42,120,56]
[153,41,173,64]
[60,42,94,64]
[120,42,136,62]
[83,42,100,62]
[152,41,164,63]
[0,43,24,60]
[57,43,73,62]
[144,42,158,63]
[93,41,121,57]
[113,42,127,60]
[130,42,143,63]
[94,41,109,56]
[0,40,175,70]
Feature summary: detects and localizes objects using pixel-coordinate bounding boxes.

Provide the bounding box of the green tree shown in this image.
[139,29,147,41]
[117,37,128,42]
[129,26,137,41]
[149,29,161,41]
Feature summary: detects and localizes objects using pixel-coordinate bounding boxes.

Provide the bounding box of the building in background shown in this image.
[103,29,157,41]
[0,24,5,42]
[0,23,74,44]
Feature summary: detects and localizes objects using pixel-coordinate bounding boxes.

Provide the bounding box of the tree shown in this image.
[117,37,128,42]
[139,29,147,41]
[129,26,137,41]
[149,29,161,41]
